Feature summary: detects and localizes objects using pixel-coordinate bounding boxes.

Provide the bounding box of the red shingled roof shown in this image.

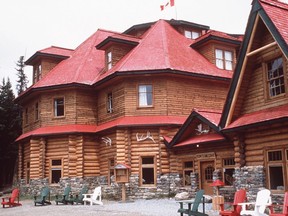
[38,46,74,56]
[224,104,288,131]
[100,20,232,80]
[32,29,115,88]
[260,0,288,44]
[16,115,186,142]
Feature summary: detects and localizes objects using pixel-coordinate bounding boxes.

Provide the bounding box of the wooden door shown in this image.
[200,161,215,195]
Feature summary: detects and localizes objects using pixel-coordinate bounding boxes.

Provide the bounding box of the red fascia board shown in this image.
[173,133,225,148]
[224,104,288,132]
[15,116,186,142]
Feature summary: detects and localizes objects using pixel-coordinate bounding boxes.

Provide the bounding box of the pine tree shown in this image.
[0,78,22,187]
[16,56,28,95]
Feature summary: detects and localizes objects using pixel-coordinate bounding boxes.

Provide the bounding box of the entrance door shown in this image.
[200,161,215,195]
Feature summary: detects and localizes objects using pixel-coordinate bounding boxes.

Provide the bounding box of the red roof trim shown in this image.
[224,104,288,131]
[15,115,186,142]
[173,133,225,148]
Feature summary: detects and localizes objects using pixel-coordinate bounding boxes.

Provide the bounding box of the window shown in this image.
[184,30,200,39]
[35,102,39,121]
[223,158,235,186]
[54,98,64,117]
[266,149,286,190]
[138,85,153,107]
[50,159,62,184]
[183,161,194,186]
[215,49,233,70]
[107,92,113,113]
[108,158,115,185]
[107,51,112,70]
[25,107,28,125]
[267,57,285,97]
[33,64,42,83]
[205,165,214,182]
[140,156,156,186]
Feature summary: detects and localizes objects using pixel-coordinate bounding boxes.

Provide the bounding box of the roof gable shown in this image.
[220,0,288,128]
[166,109,225,148]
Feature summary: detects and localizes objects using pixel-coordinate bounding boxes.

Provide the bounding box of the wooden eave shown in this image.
[95,37,139,50]
[25,52,70,65]
[14,83,92,104]
[191,35,241,49]
[92,69,231,89]
[168,19,210,31]
[219,0,288,129]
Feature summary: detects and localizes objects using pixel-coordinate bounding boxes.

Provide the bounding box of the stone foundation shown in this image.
[18,167,268,201]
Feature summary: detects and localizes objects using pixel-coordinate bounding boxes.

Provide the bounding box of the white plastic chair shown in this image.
[239,189,271,216]
[83,186,103,206]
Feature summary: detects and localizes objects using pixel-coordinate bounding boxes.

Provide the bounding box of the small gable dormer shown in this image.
[25,46,73,84]
[96,34,140,71]
[191,31,243,71]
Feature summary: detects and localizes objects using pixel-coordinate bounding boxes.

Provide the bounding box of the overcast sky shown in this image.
[0,0,253,93]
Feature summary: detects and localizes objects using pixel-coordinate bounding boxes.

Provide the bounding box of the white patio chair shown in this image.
[239,189,271,216]
[83,186,103,206]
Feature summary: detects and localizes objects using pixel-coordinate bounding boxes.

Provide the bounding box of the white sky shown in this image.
[0,0,252,93]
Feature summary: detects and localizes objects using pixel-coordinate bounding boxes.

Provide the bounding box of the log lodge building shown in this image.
[15,0,288,201]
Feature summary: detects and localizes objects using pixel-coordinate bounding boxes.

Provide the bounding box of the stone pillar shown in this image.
[190,172,199,196]
[234,166,265,201]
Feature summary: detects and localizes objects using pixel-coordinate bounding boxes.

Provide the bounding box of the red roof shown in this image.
[224,104,288,131]
[16,115,186,142]
[174,133,225,147]
[38,46,74,57]
[196,109,222,126]
[25,19,234,92]
[101,20,232,80]
[260,0,288,44]
[31,29,115,88]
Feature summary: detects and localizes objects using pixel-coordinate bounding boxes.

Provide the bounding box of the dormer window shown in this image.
[107,51,112,70]
[184,30,200,39]
[33,63,42,83]
[215,49,233,70]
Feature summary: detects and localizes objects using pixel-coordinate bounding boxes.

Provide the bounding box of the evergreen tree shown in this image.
[16,56,28,95]
[0,78,22,188]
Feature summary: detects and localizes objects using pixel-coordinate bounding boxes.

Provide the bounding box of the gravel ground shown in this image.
[0,198,220,216]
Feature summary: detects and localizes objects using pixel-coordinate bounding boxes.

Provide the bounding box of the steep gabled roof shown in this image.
[98,20,233,82]
[220,0,288,129]
[166,109,225,148]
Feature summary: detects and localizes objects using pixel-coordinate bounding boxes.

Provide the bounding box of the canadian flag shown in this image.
[160,0,175,11]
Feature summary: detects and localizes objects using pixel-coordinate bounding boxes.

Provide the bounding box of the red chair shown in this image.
[1,188,22,208]
[269,192,288,216]
[219,189,246,216]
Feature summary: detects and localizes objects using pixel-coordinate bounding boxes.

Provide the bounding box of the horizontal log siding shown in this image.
[98,132,116,176]
[41,58,60,78]
[45,137,68,179]
[234,123,288,167]
[75,90,97,124]
[124,77,168,116]
[130,129,160,175]
[83,136,100,177]
[167,77,229,115]
[97,82,125,124]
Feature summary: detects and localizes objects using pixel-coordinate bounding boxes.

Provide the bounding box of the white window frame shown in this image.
[138,84,153,107]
